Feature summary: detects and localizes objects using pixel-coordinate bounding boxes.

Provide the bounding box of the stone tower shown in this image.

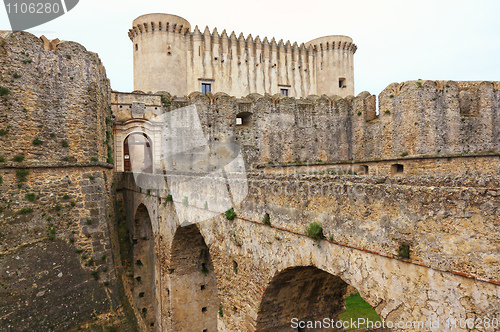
[129,13,357,97]
[130,13,191,97]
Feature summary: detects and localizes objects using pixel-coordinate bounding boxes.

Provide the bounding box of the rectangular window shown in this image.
[280,88,289,96]
[202,83,212,94]
[339,78,346,88]
[135,44,138,51]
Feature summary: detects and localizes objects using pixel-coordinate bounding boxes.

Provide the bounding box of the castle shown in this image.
[0,13,499,332]
[129,13,356,98]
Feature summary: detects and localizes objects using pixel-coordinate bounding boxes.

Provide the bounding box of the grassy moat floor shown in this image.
[339,293,383,331]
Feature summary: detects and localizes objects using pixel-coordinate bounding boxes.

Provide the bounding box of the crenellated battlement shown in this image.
[128,13,191,40]
[112,80,500,175]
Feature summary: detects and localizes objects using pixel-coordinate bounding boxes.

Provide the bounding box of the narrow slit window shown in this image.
[280,88,289,96]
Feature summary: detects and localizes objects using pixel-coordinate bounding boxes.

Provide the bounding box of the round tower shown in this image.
[129,13,191,95]
[305,35,357,97]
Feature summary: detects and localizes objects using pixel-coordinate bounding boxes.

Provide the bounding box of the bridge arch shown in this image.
[169,224,219,331]
[256,265,349,331]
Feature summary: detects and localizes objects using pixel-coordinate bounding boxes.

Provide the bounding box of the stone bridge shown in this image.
[118,171,500,332]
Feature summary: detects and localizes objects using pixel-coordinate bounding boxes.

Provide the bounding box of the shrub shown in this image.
[219,304,223,317]
[0,129,8,136]
[90,157,98,162]
[70,201,76,207]
[357,111,362,116]
[398,243,411,259]
[416,81,423,88]
[401,152,409,157]
[106,157,114,165]
[0,86,9,96]
[66,54,72,59]
[385,110,391,115]
[16,169,29,182]
[32,138,43,146]
[305,222,325,240]
[225,208,236,221]
[25,193,36,201]
[389,94,394,98]
[91,270,100,280]
[13,155,24,162]
[63,194,70,200]
[0,157,5,162]
[47,227,56,241]
[0,175,2,185]
[50,133,56,138]
[13,73,20,79]
[166,194,173,201]
[18,207,33,214]
[61,140,69,148]
[263,213,271,226]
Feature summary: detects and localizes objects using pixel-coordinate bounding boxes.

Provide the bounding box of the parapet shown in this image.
[305,35,357,53]
[129,13,191,40]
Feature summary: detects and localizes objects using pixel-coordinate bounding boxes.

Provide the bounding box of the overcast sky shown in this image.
[1,0,499,96]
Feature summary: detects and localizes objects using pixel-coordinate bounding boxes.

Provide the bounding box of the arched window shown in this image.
[124,133,153,173]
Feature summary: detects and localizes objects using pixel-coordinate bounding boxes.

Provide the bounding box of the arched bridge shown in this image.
[117,171,500,332]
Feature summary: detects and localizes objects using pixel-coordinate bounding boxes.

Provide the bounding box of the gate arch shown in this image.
[124,132,153,173]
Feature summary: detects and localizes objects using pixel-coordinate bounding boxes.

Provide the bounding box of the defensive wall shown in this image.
[0,31,135,330]
[112,79,500,178]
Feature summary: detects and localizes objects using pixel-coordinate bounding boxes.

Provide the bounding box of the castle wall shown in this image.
[112,80,500,178]
[0,31,133,330]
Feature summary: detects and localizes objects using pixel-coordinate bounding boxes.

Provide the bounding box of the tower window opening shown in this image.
[135,44,138,51]
[202,307,207,313]
[339,77,347,88]
[202,83,212,94]
[280,88,289,96]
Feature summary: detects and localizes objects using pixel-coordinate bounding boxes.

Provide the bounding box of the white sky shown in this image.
[1,0,499,96]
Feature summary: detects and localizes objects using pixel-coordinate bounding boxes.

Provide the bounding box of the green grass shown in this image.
[339,292,382,330]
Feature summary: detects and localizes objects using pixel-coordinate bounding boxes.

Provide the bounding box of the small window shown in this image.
[339,77,346,88]
[202,307,207,313]
[391,164,404,175]
[280,88,289,96]
[201,285,206,291]
[202,83,211,94]
[203,329,208,332]
[135,44,138,51]
[359,165,369,175]
[236,112,252,127]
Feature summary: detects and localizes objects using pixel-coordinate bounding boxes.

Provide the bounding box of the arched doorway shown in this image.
[256,266,348,332]
[124,133,153,173]
[131,204,156,330]
[169,224,218,331]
